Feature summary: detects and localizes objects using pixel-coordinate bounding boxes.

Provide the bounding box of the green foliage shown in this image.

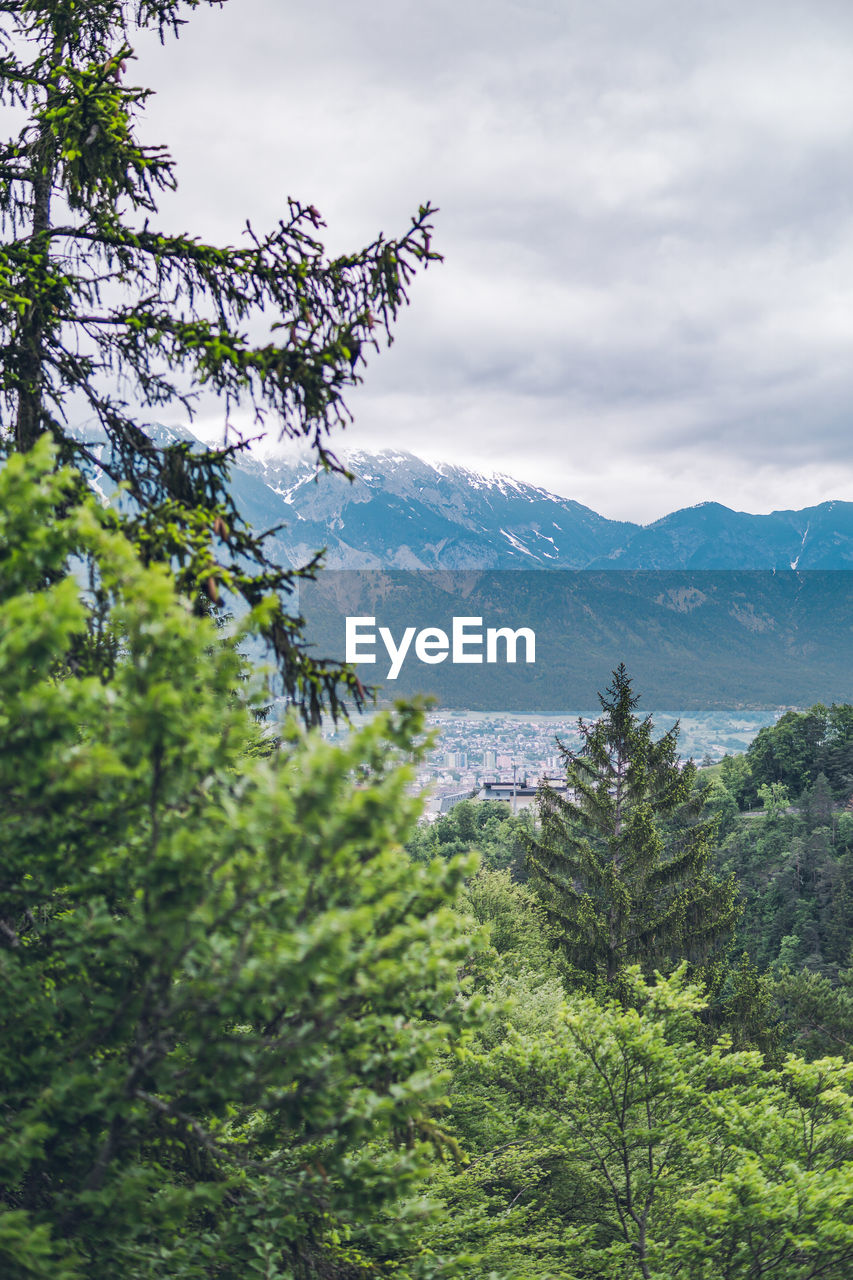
[419,953,585,1278]
[407,801,534,879]
[699,772,742,841]
[0,0,440,719]
[0,442,478,1279]
[462,869,558,977]
[745,704,853,803]
[6,8,853,1273]
[774,959,853,1060]
[758,779,790,816]
[718,773,853,982]
[528,665,739,986]
[5,461,849,1276]
[670,1048,853,1279]
[713,952,783,1058]
[718,753,755,811]
[452,968,853,1279]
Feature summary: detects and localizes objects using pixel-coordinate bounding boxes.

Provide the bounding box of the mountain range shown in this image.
[231,444,853,571]
[71,426,853,708]
[72,423,853,569]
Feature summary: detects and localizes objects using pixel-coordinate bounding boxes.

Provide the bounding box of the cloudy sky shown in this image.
[132,0,853,522]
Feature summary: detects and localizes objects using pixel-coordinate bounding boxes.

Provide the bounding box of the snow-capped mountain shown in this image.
[235,447,636,569]
[64,426,853,710]
[70,424,853,570]
[234,446,853,571]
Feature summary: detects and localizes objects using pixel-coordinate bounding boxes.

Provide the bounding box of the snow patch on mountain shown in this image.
[64,426,853,572]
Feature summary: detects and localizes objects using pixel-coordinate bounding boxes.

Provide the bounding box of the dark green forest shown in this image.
[2,1,853,1276]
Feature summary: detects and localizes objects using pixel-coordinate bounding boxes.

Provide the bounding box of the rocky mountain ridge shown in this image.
[235,445,853,571]
[72,425,853,570]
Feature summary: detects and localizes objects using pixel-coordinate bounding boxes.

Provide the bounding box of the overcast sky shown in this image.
[132,0,853,522]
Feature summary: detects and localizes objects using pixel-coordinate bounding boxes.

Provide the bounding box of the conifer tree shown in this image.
[0,440,477,1280]
[528,664,739,985]
[0,0,439,719]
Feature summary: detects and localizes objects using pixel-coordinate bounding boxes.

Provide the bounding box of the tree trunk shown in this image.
[14,95,57,451]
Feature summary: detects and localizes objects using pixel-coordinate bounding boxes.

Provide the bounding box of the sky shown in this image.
[131,0,853,523]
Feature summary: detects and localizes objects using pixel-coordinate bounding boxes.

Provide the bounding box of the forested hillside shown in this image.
[416,698,853,1055]
[396,696,853,1276]
[5,446,853,1276]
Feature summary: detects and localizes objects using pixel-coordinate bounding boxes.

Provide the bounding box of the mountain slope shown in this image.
[241,448,853,571]
[590,500,853,570]
[71,425,853,570]
[238,448,638,569]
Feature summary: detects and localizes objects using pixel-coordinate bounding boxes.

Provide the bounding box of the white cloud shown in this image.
[130,0,853,521]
